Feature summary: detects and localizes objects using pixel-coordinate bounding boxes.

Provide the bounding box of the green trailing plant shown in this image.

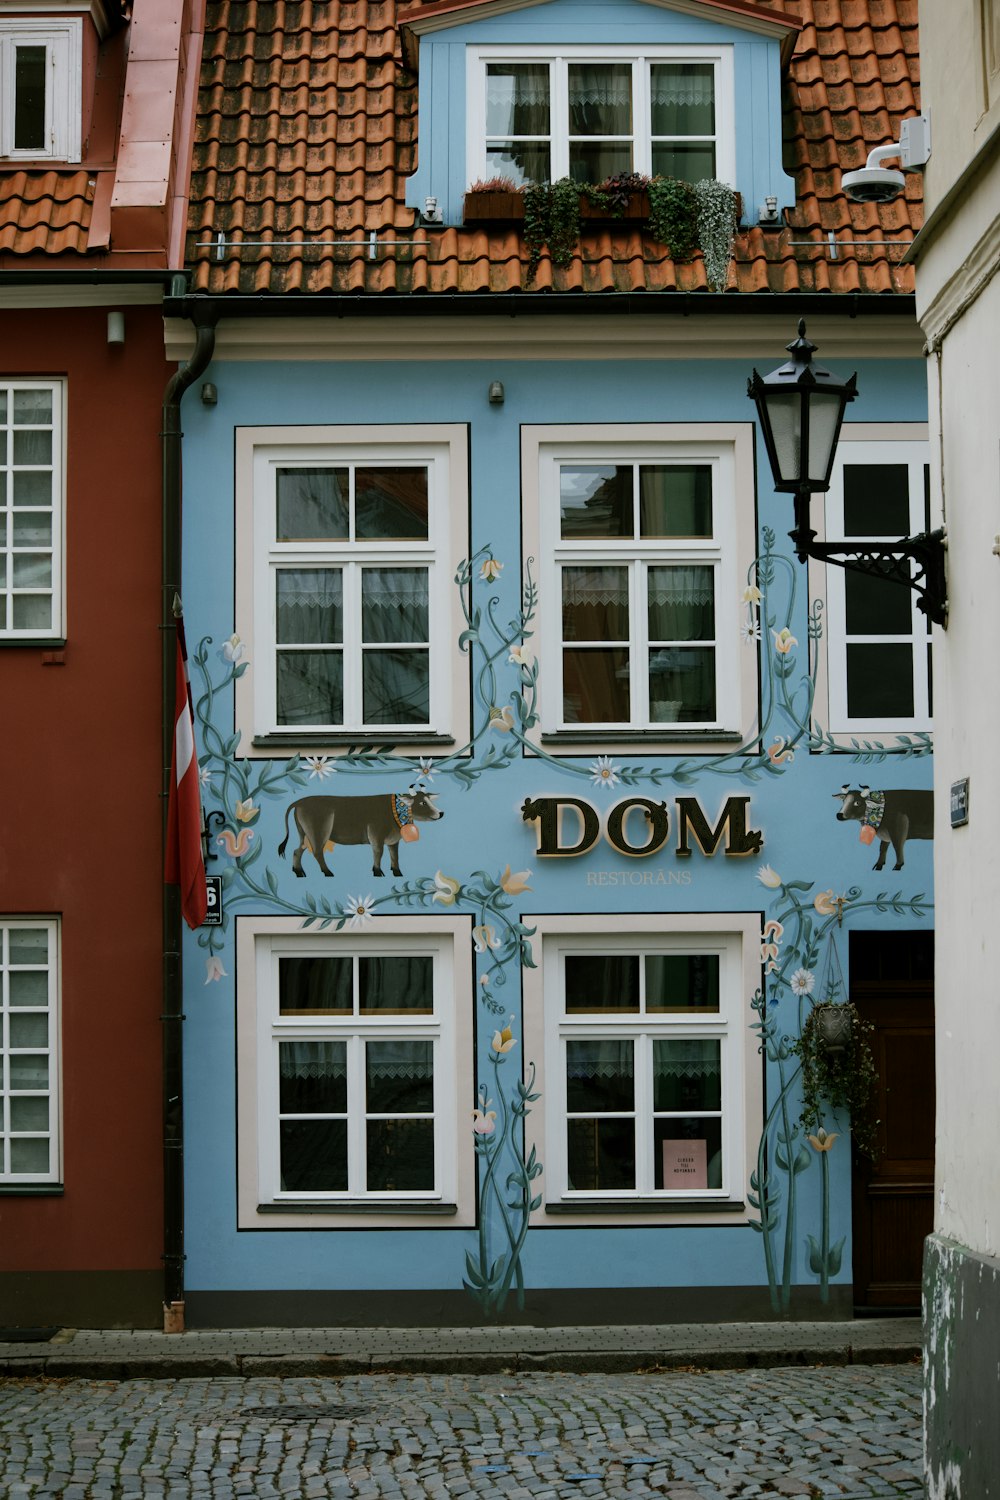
[792,999,880,1161]
[694,177,739,290]
[522,177,582,282]
[646,175,699,259]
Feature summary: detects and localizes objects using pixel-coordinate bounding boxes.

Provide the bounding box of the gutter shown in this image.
[163,290,917,322]
[161,308,217,1335]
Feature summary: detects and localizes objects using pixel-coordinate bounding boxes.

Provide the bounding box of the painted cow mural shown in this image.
[833,785,934,870]
[279,789,444,877]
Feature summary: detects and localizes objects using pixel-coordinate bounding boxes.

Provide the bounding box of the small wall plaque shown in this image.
[203,874,224,925]
[950,779,970,829]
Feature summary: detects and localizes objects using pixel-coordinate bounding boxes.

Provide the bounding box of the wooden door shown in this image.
[850,930,935,1311]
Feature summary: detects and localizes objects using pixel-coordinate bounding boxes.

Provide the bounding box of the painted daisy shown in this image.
[305,755,335,780]
[590,755,620,791]
[790,967,816,997]
[345,894,376,929]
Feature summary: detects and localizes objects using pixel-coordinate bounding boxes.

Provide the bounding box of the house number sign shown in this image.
[521,794,764,860]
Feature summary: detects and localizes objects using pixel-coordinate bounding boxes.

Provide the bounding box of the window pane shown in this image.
[648,646,716,722]
[12,554,51,588]
[653,1038,721,1111]
[279,1040,347,1113]
[566,1039,634,1111]
[646,954,719,1012]
[12,471,52,506]
[276,468,348,540]
[276,569,342,643]
[563,646,630,722]
[362,649,430,725]
[560,465,633,538]
[12,429,52,465]
[562,565,629,640]
[12,389,52,423]
[655,1117,723,1190]
[10,1139,49,1174]
[366,1119,434,1191]
[8,971,48,1007]
[568,64,632,135]
[276,650,343,725]
[8,929,48,964]
[10,1097,48,1130]
[639,466,712,537]
[650,63,715,135]
[366,1040,433,1113]
[568,1117,635,1190]
[12,513,51,547]
[355,468,428,539]
[14,47,46,152]
[568,142,632,183]
[647,565,714,641]
[651,142,716,182]
[280,1120,347,1191]
[486,63,550,136]
[843,464,911,536]
[359,956,433,1015]
[565,953,639,1013]
[846,643,914,718]
[279,956,352,1015]
[485,142,551,187]
[11,596,51,631]
[9,1014,47,1048]
[9,1055,48,1090]
[845,567,913,635]
[361,568,428,643]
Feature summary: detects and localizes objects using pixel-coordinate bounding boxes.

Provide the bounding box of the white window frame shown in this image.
[235,425,470,752]
[1,918,61,1187]
[237,914,475,1228]
[467,44,735,187]
[0,378,65,642]
[0,19,82,161]
[823,432,932,736]
[532,429,746,739]
[523,913,761,1225]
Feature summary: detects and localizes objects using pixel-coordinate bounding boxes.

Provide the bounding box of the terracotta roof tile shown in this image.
[0,171,95,257]
[186,0,921,297]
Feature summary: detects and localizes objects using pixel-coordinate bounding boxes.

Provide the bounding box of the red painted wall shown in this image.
[0,304,167,1278]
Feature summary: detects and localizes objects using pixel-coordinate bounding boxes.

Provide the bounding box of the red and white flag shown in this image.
[165,615,207,929]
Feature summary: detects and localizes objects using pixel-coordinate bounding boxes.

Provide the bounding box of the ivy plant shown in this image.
[792,1000,880,1161]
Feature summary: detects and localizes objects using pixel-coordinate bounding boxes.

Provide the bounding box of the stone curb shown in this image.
[0,1341,920,1381]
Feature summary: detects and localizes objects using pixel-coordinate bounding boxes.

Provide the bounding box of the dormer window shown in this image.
[0,19,82,161]
[469,46,734,187]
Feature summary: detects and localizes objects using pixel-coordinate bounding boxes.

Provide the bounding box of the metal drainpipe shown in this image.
[161,310,217,1334]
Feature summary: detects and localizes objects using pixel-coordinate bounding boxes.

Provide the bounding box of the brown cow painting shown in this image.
[833,785,933,871]
[278,789,444,878]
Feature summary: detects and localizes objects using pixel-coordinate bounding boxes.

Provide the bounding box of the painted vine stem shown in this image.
[466,1039,542,1316]
[748,874,930,1313]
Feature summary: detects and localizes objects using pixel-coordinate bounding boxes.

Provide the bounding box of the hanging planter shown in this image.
[791,935,879,1161]
[813,1002,853,1054]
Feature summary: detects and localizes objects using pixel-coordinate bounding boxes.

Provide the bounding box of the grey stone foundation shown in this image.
[924,1233,1000,1500]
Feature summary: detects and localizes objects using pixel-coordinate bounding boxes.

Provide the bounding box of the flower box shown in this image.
[463,190,525,223]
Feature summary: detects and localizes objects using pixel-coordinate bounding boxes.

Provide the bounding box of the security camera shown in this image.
[841,165,906,203]
[841,115,931,204]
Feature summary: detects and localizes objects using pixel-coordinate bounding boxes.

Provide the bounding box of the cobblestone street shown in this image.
[0,1364,923,1499]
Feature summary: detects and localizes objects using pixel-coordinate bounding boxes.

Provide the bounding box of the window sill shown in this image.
[545,1198,744,1215]
[0,1184,64,1196]
[252,732,457,749]
[540,730,744,745]
[0,637,65,650]
[258,1200,458,1215]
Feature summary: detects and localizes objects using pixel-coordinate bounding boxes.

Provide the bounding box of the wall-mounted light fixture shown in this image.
[200,382,218,406]
[747,321,948,625]
[107,310,125,345]
[422,196,443,224]
[488,380,505,405]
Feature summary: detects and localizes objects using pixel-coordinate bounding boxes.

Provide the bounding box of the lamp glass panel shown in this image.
[805,391,846,486]
[759,390,802,484]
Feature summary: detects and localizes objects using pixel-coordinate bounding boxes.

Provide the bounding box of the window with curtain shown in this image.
[547,456,728,729]
[823,437,932,735]
[476,49,727,186]
[547,935,738,1199]
[263,943,447,1201]
[0,919,60,1185]
[0,380,63,640]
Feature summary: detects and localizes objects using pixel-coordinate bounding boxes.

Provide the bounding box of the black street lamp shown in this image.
[748,321,948,625]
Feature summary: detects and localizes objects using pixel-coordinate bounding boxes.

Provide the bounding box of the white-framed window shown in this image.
[0,379,64,640]
[236,425,469,749]
[523,914,760,1222]
[0,19,82,161]
[468,45,735,187]
[534,434,743,735]
[237,915,474,1227]
[824,435,932,734]
[1,919,60,1186]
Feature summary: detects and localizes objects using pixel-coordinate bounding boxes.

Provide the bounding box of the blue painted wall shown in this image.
[178,343,931,1318]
